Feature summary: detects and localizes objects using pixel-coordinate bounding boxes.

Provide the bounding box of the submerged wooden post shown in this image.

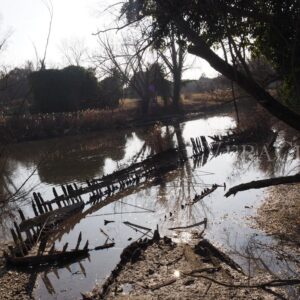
[62,243,68,252]
[49,243,55,254]
[61,185,68,197]
[8,246,15,257]
[53,187,58,198]
[201,136,209,152]
[33,192,45,215]
[18,209,26,222]
[75,232,82,250]
[32,200,39,217]
[83,240,89,251]
[14,222,28,253]
[10,228,24,257]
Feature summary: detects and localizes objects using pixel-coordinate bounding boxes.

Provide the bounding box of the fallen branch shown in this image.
[168,218,207,230]
[94,243,115,251]
[182,267,220,275]
[149,278,177,290]
[225,173,300,197]
[185,274,300,289]
[123,221,151,231]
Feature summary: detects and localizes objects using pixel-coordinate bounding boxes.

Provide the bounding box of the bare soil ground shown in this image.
[85,237,286,300]
[0,242,33,300]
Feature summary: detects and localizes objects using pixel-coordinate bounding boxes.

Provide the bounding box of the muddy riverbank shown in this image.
[0,111,299,299]
[85,235,288,300]
[255,183,300,245]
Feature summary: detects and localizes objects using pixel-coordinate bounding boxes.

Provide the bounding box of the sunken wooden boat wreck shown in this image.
[4,228,90,268]
[5,248,89,267]
[191,129,278,160]
[38,148,180,208]
[19,201,85,232]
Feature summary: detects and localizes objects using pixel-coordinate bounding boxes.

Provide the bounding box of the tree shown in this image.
[129,62,171,112]
[59,37,87,67]
[120,0,300,131]
[30,66,98,113]
[94,33,169,115]
[0,66,32,110]
[157,28,186,111]
[97,69,123,109]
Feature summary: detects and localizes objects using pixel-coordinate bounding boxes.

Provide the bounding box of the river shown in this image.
[0,112,298,299]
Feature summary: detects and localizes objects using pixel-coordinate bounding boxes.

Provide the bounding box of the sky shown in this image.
[0,0,218,79]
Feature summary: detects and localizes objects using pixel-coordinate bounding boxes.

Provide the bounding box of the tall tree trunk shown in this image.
[141,96,150,115]
[175,18,300,131]
[173,71,182,111]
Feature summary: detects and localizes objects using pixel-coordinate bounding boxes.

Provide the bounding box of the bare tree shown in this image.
[59,37,87,66]
[40,0,54,69]
[158,28,186,111]
[92,32,161,115]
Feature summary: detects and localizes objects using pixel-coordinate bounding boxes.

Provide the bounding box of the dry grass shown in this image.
[0,108,137,143]
[0,91,233,143]
[183,89,232,106]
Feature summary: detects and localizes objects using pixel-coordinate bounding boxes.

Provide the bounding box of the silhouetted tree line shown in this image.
[0,63,176,114]
[0,65,123,113]
[182,75,231,94]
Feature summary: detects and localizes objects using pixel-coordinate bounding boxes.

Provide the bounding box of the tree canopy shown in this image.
[97,69,123,109]
[121,0,300,129]
[30,66,98,113]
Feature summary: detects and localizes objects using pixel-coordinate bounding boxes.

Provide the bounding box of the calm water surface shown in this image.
[0,114,298,299]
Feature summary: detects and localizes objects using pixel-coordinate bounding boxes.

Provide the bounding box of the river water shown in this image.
[0,113,299,299]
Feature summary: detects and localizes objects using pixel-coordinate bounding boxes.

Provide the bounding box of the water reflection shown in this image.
[0,114,299,299]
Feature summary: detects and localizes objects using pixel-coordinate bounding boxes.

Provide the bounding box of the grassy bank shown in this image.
[0,92,233,143]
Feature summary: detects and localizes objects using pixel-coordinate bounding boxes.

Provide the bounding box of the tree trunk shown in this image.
[175,18,300,131]
[173,72,182,111]
[141,96,150,115]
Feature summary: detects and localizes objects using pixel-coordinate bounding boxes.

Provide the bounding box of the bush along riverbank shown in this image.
[0,92,236,144]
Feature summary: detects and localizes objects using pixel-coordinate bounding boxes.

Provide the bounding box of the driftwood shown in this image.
[123,221,152,232]
[94,243,115,251]
[168,219,207,230]
[149,278,177,290]
[225,173,300,197]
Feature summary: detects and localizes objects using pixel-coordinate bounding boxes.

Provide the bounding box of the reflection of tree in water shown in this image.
[227,234,300,299]
[153,122,211,227]
[1,131,128,186]
[0,148,25,239]
[134,123,175,161]
[228,126,300,179]
[229,104,300,177]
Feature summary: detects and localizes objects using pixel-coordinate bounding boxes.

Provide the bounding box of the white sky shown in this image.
[0,0,218,79]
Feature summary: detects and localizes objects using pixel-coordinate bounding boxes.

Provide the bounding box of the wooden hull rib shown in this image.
[5,250,89,267]
[19,202,85,232]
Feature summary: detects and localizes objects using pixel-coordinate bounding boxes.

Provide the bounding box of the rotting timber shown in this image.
[17,148,179,232]
[191,128,278,159]
[3,128,279,271]
[6,129,276,270]
[3,148,180,269]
